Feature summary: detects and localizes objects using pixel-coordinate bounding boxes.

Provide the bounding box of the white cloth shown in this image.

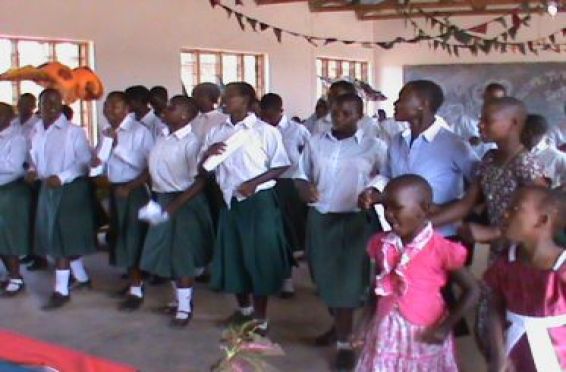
[149,122,200,193]
[295,128,387,213]
[104,116,154,183]
[0,124,28,185]
[138,200,169,225]
[29,114,92,183]
[191,110,228,143]
[11,115,39,142]
[200,113,290,206]
[548,121,566,148]
[276,116,310,178]
[135,110,168,140]
[531,137,566,188]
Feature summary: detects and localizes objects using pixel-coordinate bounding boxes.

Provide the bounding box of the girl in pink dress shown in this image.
[484,186,566,372]
[356,175,480,372]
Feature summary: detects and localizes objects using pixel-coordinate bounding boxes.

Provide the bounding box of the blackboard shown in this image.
[404,62,566,128]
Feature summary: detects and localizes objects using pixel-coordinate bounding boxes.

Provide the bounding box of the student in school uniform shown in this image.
[26,89,97,310]
[294,93,386,369]
[149,86,168,119]
[304,98,328,134]
[125,85,168,140]
[0,102,32,297]
[200,82,291,335]
[140,96,214,327]
[191,82,228,281]
[259,93,310,298]
[93,91,154,311]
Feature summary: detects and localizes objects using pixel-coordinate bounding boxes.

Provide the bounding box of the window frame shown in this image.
[0,34,95,139]
[180,48,266,97]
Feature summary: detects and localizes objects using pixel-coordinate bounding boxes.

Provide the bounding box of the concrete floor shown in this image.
[0,247,489,372]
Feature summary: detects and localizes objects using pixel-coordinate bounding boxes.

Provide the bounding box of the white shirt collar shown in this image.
[324,128,364,144]
[50,114,68,130]
[225,113,257,129]
[117,115,135,132]
[141,109,156,123]
[401,116,444,143]
[277,115,290,130]
[172,122,192,140]
[0,124,16,138]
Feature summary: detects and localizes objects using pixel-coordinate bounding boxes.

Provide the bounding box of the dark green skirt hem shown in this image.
[0,180,32,256]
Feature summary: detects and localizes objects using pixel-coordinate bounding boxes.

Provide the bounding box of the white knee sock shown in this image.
[282,277,295,292]
[129,284,143,298]
[176,287,193,319]
[70,258,89,283]
[55,270,70,296]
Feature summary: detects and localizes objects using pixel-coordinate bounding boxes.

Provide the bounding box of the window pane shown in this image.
[316,58,322,76]
[180,52,196,93]
[55,42,80,68]
[222,54,238,84]
[18,40,50,66]
[0,39,13,104]
[199,53,218,84]
[327,60,338,79]
[19,81,43,100]
[341,61,350,79]
[243,55,257,90]
[355,63,362,79]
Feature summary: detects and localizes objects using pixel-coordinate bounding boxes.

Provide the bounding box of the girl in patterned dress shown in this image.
[356,175,479,372]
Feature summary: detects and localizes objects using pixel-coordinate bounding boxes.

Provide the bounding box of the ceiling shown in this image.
[255,1,563,20]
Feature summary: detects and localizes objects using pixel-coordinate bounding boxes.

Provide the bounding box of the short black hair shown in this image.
[19,93,36,102]
[106,91,129,104]
[170,95,198,116]
[520,186,566,234]
[329,80,357,95]
[334,93,364,117]
[485,82,507,96]
[62,105,73,120]
[225,82,257,110]
[150,86,168,100]
[125,85,150,105]
[316,98,328,108]
[521,114,548,150]
[39,88,62,101]
[192,82,221,103]
[260,93,283,112]
[385,174,433,206]
[405,80,444,113]
[486,96,528,129]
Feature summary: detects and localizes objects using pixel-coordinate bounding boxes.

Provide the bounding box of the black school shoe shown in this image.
[314,326,337,346]
[42,292,71,311]
[335,349,356,371]
[69,277,93,291]
[118,292,144,312]
[0,279,25,297]
[26,257,49,271]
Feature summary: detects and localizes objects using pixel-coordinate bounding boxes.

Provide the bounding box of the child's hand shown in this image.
[114,185,131,198]
[419,324,450,344]
[237,180,258,198]
[25,171,38,184]
[91,157,102,167]
[46,175,62,188]
[357,187,380,210]
[299,183,319,203]
[204,142,227,160]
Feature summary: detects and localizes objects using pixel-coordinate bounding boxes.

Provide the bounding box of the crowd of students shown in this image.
[0,78,564,371]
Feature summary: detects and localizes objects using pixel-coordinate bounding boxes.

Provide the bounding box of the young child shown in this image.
[0,102,31,296]
[295,93,386,369]
[27,89,96,310]
[259,93,310,298]
[125,85,167,140]
[140,95,214,327]
[95,91,154,311]
[522,114,566,188]
[199,82,291,335]
[356,175,480,372]
[484,186,566,372]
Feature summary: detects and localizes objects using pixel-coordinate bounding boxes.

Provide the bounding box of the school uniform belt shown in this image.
[506,310,566,372]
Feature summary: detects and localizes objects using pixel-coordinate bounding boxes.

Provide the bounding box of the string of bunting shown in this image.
[208,1,566,55]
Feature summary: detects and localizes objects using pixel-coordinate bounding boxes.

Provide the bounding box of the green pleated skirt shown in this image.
[140,193,214,279]
[275,178,307,252]
[306,208,373,308]
[35,178,97,258]
[0,179,32,256]
[210,189,291,296]
[108,184,150,268]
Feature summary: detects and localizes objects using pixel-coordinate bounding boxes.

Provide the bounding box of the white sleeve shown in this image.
[265,127,290,169]
[294,139,313,181]
[0,136,27,176]
[57,129,91,184]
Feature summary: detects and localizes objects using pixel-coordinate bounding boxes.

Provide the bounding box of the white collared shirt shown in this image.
[29,114,92,184]
[105,116,154,183]
[295,128,387,213]
[149,122,201,193]
[192,110,229,143]
[375,118,409,147]
[201,113,290,205]
[11,115,39,142]
[0,125,28,186]
[311,113,378,140]
[531,137,566,188]
[276,116,310,178]
[548,121,566,148]
[371,117,479,236]
[134,109,168,140]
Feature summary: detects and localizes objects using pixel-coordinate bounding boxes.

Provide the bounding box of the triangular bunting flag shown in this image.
[469,23,488,34]
[549,34,556,44]
[209,0,220,7]
[454,30,472,44]
[512,12,521,28]
[324,38,338,46]
[235,12,245,30]
[247,17,258,31]
[223,6,233,18]
[517,43,527,55]
[496,16,507,29]
[453,46,459,57]
[234,0,243,4]
[273,28,282,42]
[259,22,269,31]
[306,37,318,47]
[342,40,355,45]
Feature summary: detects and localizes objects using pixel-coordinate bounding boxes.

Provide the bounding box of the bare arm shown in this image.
[237,166,289,198]
[486,289,509,372]
[430,181,484,227]
[165,176,207,216]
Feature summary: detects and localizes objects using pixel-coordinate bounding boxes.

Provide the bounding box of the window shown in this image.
[316,57,369,99]
[0,36,95,139]
[180,49,266,97]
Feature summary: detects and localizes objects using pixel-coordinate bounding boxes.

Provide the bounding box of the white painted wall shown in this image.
[0,0,375,121]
